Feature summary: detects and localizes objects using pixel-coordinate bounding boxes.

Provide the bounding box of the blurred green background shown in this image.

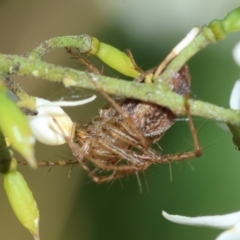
[1,0,240,239]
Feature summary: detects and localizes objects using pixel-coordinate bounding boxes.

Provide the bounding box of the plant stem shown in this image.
[24,34,92,59]
[0,53,239,127]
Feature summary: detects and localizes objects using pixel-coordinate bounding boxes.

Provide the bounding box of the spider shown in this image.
[30,46,201,183]
[75,68,201,183]
[19,32,202,183]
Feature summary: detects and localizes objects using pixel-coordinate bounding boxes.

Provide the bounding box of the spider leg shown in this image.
[125,49,143,73]
[98,140,146,166]
[65,47,101,74]
[17,159,78,167]
[107,124,147,152]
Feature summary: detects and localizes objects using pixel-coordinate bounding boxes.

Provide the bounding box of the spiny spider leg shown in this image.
[98,141,145,166]
[125,49,144,73]
[17,159,78,167]
[107,125,147,151]
[184,93,201,157]
[65,47,101,74]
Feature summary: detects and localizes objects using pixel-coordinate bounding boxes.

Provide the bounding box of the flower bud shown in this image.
[0,82,36,168]
[89,37,139,78]
[209,7,240,39]
[4,159,39,239]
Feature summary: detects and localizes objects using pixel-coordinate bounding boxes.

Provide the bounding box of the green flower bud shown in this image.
[89,37,139,78]
[0,81,36,168]
[4,159,40,239]
[209,7,240,39]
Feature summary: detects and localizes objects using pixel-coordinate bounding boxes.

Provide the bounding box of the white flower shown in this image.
[233,41,240,68]
[230,42,240,110]
[218,78,240,132]
[229,79,240,110]
[162,210,240,240]
[27,95,96,145]
[218,42,240,132]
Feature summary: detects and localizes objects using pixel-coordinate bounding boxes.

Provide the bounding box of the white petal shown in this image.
[40,95,96,107]
[174,27,199,54]
[27,96,96,146]
[162,211,240,229]
[229,80,240,110]
[216,223,240,240]
[27,98,73,145]
[233,42,240,67]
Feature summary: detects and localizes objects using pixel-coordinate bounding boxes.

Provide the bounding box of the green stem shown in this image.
[24,34,92,59]
[5,34,93,101]
[0,53,239,126]
[4,76,34,102]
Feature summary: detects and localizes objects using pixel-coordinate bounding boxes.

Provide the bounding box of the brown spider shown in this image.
[30,47,201,183]
[71,64,201,183]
